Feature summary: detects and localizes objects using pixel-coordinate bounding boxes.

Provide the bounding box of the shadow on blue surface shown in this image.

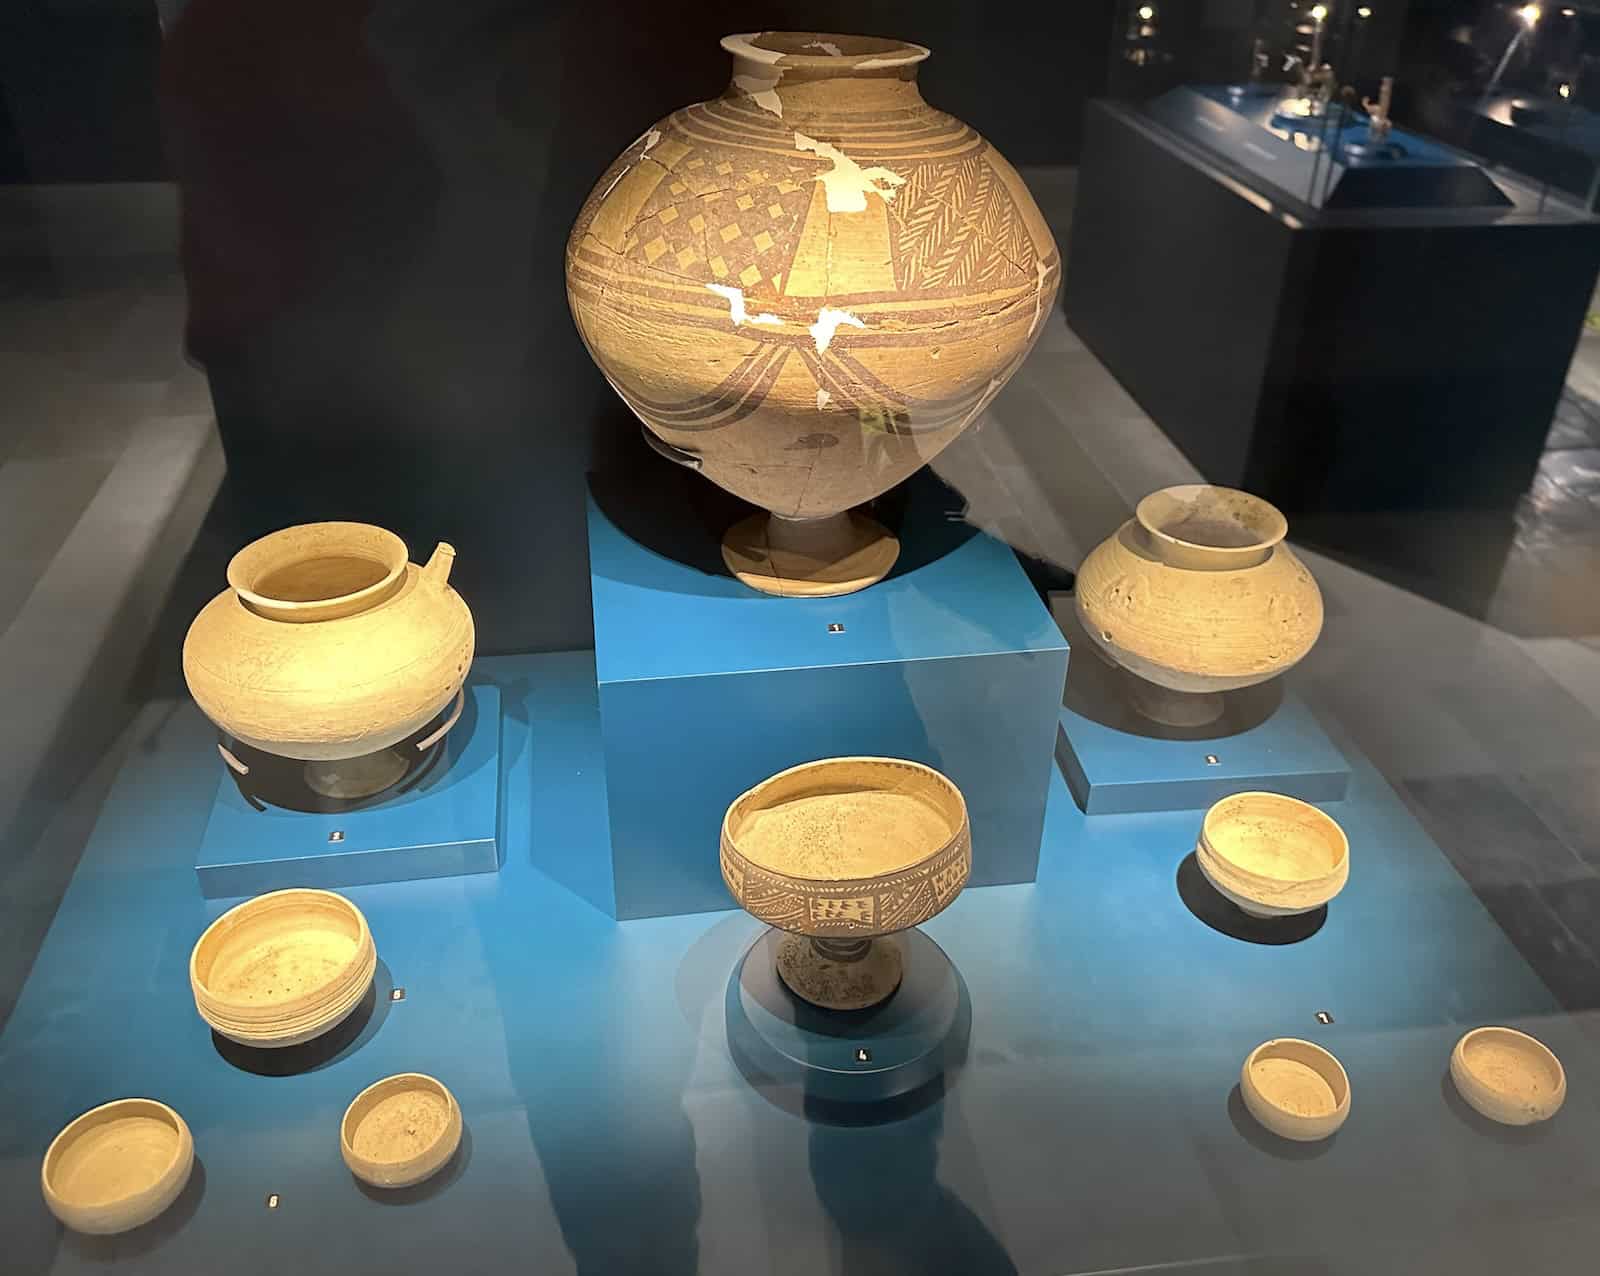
[807,1101,1018,1275]
[1225,1087,1336,1162]
[1437,1070,1561,1148]
[56,1156,207,1265]
[1065,645,1285,744]
[354,1124,471,1206]
[726,929,971,1110]
[1177,853,1329,947]
[218,707,451,814]
[209,958,394,1077]
[587,463,984,601]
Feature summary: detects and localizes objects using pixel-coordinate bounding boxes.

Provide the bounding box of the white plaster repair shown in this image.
[706,284,782,328]
[793,133,905,212]
[733,73,783,118]
[1030,259,1050,336]
[816,389,833,410]
[803,40,844,55]
[809,308,865,353]
[640,128,662,155]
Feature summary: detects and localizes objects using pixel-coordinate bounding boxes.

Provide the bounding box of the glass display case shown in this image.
[1073,0,1600,616]
[1411,1,1600,209]
[4,7,1600,1276]
[1106,0,1588,210]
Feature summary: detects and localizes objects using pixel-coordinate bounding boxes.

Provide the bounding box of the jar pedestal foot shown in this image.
[303,751,410,801]
[722,510,899,598]
[1126,677,1225,729]
[776,934,903,1011]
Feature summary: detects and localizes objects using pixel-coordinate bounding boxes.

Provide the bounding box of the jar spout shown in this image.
[422,543,456,590]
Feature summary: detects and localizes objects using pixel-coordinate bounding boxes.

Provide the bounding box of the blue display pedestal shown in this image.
[193,683,503,898]
[9,651,1600,1276]
[1050,598,1348,815]
[588,480,1069,920]
[1057,691,1351,816]
[726,928,970,1105]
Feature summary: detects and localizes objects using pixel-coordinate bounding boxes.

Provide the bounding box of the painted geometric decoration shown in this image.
[719,757,972,939]
[566,32,1060,596]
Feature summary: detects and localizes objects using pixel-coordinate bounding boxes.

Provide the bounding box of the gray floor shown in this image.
[1,171,1597,1039]
[0,183,222,1026]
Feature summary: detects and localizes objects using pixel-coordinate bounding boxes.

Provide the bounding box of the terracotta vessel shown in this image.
[341,1073,463,1189]
[190,888,377,1048]
[1240,1038,1351,1142]
[1197,792,1349,918]
[183,522,474,798]
[720,757,970,1009]
[567,31,1060,597]
[1075,486,1323,726]
[1450,1026,1566,1125]
[41,1099,194,1235]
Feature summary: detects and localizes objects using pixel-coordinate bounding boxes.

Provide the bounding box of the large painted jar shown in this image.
[1074,486,1323,727]
[183,523,475,774]
[566,31,1060,596]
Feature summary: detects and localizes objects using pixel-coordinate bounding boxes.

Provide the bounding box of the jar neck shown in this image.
[726,53,927,117]
[225,523,411,623]
[237,572,406,624]
[1135,525,1274,572]
[1131,486,1286,572]
[720,32,931,120]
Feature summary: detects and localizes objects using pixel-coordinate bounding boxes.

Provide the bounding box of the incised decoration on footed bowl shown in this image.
[721,756,970,1010]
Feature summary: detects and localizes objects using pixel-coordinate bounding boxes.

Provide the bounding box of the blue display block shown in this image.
[1057,692,1351,815]
[8,651,1600,1276]
[1049,599,1349,815]
[193,683,503,898]
[588,483,1070,920]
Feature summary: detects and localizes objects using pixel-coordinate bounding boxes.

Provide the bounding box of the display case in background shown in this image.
[1105,0,1600,211]
[1069,0,1600,616]
[1411,0,1600,211]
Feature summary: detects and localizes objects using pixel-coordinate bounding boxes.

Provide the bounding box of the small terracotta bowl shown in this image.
[1240,1038,1351,1142]
[41,1098,194,1235]
[1197,792,1349,918]
[190,888,376,1048]
[1450,1026,1566,1125]
[341,1073,462,1189]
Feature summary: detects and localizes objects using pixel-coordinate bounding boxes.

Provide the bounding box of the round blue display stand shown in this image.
[725,928,970,1104]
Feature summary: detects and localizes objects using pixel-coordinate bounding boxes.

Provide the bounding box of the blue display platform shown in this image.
[1050,601,1350,814]
[725,928,970,1105]
[1057,690,1350,815]
[587,481,1069,920]
[1148,86,1514,210]
[193,684,503,898]
[5,651,1600,1276]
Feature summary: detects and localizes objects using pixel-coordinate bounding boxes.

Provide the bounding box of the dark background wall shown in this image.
[148,0,1113,653]
[0,1,166,182]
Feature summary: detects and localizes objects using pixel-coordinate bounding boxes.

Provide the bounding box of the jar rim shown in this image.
[227,522,408,620]
[1134,484,1288,560]
[720,31,931,70]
